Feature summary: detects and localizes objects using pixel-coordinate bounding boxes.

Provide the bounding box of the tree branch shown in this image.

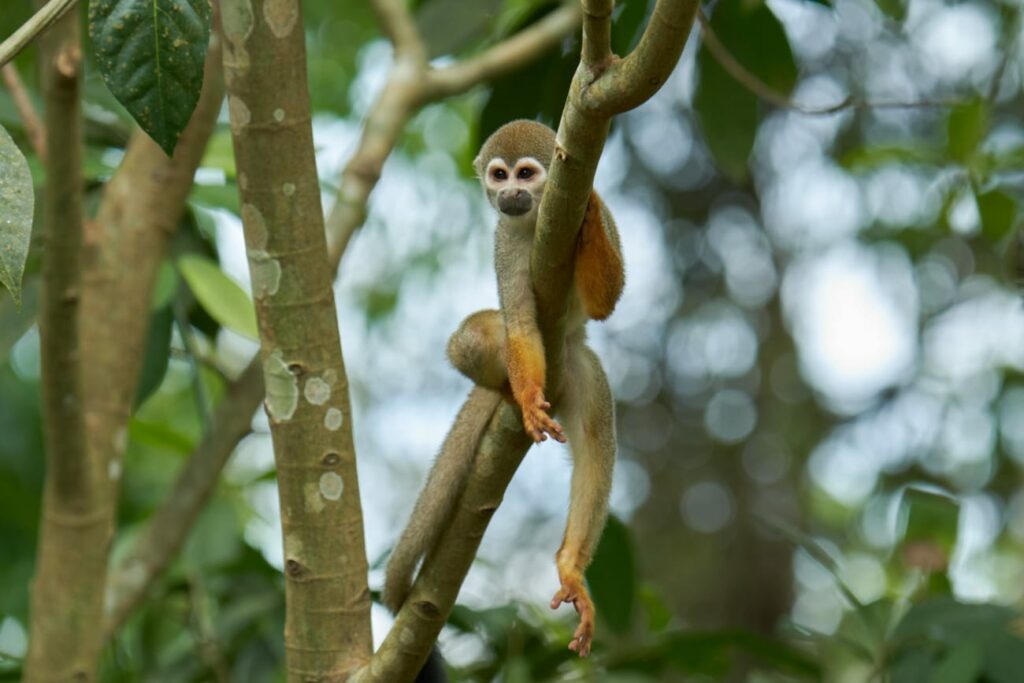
[221,0,374,675]
[369,0,426,58]
[582,0,698,116]
[1,64,46,159]
[421,4,582,100]
[580,0,612,68]
[358,0,697,679]
[0,0,78,68]
[23,6,94,681]
[104,362,262,637]
[85,27,225,642]
[695,9,961,115]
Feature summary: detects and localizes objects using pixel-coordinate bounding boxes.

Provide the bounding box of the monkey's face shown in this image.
[482,156,548,220]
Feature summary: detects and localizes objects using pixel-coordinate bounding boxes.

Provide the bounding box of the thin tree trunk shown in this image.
[220,0,373,677]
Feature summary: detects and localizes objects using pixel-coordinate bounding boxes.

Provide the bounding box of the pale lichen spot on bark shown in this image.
[239,172,249,191]
[241,203,268,250]
[108,459,122,482]
[228,95,251,134]
[250,249,281,298]
[282,182,295,196]
[114,426,128,455]
[319,471,344,501]
[324,407,343,431]
[263,0,299,38]
[304,376,331,405]
[273,108,285,122]
[322,368,338,386]
[221,0,254,71]
[263,350,298,421]
[399,627,415,645]
[284,534,304,559]
[304,482,326,513]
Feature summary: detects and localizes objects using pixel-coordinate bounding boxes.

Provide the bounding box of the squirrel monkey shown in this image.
[384,120,624,658]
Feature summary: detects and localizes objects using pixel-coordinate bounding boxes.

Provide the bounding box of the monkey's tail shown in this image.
[383,386,502,613]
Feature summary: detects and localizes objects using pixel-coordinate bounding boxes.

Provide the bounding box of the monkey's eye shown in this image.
[492,168,508,181]
[517,167,535,180]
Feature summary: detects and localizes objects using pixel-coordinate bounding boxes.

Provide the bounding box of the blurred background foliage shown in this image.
[2,0,1024,680]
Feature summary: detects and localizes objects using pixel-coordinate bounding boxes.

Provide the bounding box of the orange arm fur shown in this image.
[574,191,624,321]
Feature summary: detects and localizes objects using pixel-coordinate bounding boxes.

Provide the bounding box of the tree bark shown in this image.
[220,0,373,677]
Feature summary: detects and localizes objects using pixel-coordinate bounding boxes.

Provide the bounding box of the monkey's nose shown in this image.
[498,189,532,216]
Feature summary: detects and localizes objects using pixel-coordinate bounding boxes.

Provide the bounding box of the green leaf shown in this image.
[841,144,943,170]
[0,123,33,305]
[984,632,1024,683]
[694,0,797,182]
[585,515,636,634]
[875,0,906,21]
[415,0,504,58]
[893,599,1015,645]
[89,0,211,155]
[947,99,988,164]
[612,0,653,56]
[931,642,983,683]
[134,307,173,407]
[976,189,1017,243]
[183,498,242,569]
[0,276,37,364]
[128,417,195,454]
[177,254,258,339]
[150,259,179,310]
[898,486,958,571]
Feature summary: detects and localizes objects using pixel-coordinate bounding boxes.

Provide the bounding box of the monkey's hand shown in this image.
[521,389,566,443]
[550,572,595,656]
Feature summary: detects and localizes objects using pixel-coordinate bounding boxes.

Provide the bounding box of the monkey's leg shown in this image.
[451,309,564,441]
[574,191,624,321]
[549,342,615,656]
[447,309,510,395]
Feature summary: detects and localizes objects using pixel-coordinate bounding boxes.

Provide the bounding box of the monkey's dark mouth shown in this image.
[498,192,533,216]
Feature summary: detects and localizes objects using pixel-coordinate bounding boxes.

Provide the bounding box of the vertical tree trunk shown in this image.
[24,7,99,682]
[220,0,373,677]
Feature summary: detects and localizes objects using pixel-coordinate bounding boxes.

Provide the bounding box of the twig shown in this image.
[422,4,581,100]
[580,0,613,68]
[1,64,46,159]
[369,0,425,57]
[0,0,78,68]
[695,9,961,115]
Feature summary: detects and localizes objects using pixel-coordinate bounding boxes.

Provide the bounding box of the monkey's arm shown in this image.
[574,191,624,321]
[496,225,565,443]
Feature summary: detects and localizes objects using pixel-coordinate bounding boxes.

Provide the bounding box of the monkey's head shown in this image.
[474,120,555,221]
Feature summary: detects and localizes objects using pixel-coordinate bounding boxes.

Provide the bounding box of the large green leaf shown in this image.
[585,515,636,634]
[947,99,988,165]
[0,124,33,305]
[694,0,797,182]
[976,188,1017,243]
[177,254,258,339]
[89,0,211,155]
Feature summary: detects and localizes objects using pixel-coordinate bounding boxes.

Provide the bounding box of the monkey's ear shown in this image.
[472,154,482,176]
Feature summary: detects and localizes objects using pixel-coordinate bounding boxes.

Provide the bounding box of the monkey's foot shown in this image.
[550,576,595,656]
[521,391,565,443]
